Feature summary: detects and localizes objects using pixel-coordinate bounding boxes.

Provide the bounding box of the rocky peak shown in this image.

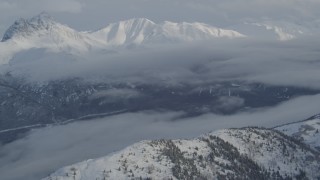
[1,12,55,42]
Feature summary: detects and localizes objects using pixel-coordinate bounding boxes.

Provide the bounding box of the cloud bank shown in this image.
[5,38,320,90]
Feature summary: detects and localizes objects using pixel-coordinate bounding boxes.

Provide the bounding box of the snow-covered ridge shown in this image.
[0,12,105,65]
[91,18,245,46]
[0,13,245,65]
[1,12,104,50]
[276,114,320,151]
[44,127,320,180]
[2,12,55,42]
[1,13,244,46]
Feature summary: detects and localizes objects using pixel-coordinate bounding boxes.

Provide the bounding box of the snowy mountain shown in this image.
[2,13,90,47]
[4,12,320,67]
[44,127,320,180]
[1,12,107,50]
[0,12,104,65]
[91,18,245,46]
[276,114,320,151]
[0,13,245,65]
[229,20,319,41]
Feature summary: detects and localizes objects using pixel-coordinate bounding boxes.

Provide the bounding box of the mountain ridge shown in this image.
[0,13,245,65]
[2,12,54,42]
[44,117,320,180]
[276,114,320,151]
[1,13,245,46]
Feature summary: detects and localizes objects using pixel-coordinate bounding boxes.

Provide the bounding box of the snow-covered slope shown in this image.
[0,12,105,64]
[3,13,89,47]
[44,127,320,180]
[0,13,245,65]
[230,20,316,41]
[1,12,106,50]
[91,18,245,46]
[276,114,320,151]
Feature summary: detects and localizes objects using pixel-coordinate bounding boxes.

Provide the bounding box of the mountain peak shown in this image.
[30,11,54,24]
[1,12,56,42]
[113,18,156,30]
[124,18,155,24]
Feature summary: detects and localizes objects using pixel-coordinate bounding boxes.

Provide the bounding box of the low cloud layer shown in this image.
[5,38,320,90]
[1,94,320,180]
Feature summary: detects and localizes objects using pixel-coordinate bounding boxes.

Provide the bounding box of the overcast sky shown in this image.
[1,0,320,35]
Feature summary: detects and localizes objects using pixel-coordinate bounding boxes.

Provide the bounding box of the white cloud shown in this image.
[7,38,320,89]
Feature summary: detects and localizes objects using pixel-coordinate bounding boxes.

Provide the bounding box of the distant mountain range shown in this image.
[0,12,246,65]
[2,12,245,44]
[1,12,317,65]
[44,115,320,180]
